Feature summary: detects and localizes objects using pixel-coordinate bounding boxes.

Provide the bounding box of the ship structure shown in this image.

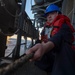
[0,0,75,75]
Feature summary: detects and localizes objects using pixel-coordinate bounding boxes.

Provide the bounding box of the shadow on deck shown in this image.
[9,61,47,75]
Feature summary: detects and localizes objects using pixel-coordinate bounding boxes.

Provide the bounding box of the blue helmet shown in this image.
[45,4,61,16]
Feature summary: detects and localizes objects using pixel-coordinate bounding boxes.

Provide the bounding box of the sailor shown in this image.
[26,4,75,75]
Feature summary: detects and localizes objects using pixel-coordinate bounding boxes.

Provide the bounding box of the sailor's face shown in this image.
[46,12,58,23]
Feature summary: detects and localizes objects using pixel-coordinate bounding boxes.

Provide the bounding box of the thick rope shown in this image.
[0,53,34,75]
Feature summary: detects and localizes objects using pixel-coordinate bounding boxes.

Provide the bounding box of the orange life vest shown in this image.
[41,14,75,49]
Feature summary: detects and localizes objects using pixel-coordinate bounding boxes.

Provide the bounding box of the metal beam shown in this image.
[31,0,62,10]
[12,0,26,59]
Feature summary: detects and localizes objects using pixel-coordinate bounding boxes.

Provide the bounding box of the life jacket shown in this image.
[41,14,75,50]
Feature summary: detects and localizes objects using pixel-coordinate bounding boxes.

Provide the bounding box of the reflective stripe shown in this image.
[45,27,53,39]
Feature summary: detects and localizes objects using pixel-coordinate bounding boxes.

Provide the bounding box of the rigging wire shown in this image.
[5,42,27,58]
